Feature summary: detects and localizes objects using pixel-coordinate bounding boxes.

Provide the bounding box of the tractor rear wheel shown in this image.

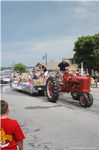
[87,93,93,107]
[79,93,89,108]
[46,77,59,103]
[71,92,79,100]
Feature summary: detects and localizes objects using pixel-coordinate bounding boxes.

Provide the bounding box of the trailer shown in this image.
[11,78,46,96]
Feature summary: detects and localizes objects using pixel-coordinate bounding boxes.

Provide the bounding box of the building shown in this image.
[35,59,59,72]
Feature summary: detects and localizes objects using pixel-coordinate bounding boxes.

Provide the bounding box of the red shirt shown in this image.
[0,118,25,150]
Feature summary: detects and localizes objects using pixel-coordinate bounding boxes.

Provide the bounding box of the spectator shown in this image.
[94,71,99,82]
[0,100,25,150]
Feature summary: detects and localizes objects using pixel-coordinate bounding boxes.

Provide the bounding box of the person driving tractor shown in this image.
[58,57,70,73]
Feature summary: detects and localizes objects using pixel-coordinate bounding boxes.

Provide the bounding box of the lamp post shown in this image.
[43,53,47,67]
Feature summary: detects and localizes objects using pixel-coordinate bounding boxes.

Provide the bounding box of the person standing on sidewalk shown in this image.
[0,100,25,150]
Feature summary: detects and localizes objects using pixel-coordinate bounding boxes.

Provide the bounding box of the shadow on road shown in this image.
[24,105,62,110]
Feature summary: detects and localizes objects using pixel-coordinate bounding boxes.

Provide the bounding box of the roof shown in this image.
[36,59,59,71]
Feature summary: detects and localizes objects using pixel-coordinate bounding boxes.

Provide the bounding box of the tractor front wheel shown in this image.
[87,93,93,107]
[46,77,59,103]
[79,93,89,108]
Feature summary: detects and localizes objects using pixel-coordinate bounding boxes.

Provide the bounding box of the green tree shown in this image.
[91,49,99,71]
[14,63,26,73]
[73,34,99,71]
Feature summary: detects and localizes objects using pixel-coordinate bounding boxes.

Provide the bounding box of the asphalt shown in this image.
[1,84,99,150]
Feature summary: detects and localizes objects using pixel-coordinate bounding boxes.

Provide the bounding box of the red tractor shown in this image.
[46,72,93,107]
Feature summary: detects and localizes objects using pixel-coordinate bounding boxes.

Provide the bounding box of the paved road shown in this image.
[1,84,99,150]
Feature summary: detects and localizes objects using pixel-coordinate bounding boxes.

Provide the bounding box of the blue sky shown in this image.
[1,1,99,67]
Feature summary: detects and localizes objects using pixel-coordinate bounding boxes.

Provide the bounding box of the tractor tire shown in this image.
[71,92,79,100]
[87,93,93,107]
[79,93,89,108]
[46,77,59,103]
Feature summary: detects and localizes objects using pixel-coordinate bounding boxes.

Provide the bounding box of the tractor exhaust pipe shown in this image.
[81,62,84,76]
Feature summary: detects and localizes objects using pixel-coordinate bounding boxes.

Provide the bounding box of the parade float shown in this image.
[10,71,47,95]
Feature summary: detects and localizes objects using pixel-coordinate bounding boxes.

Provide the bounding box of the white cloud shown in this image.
[2,36,76,66]
[74,1,99,20]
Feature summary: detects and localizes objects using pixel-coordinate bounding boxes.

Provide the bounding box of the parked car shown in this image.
[0,70,13,84]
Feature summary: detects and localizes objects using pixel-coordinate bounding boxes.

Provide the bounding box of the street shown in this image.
[1,84,99,150]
